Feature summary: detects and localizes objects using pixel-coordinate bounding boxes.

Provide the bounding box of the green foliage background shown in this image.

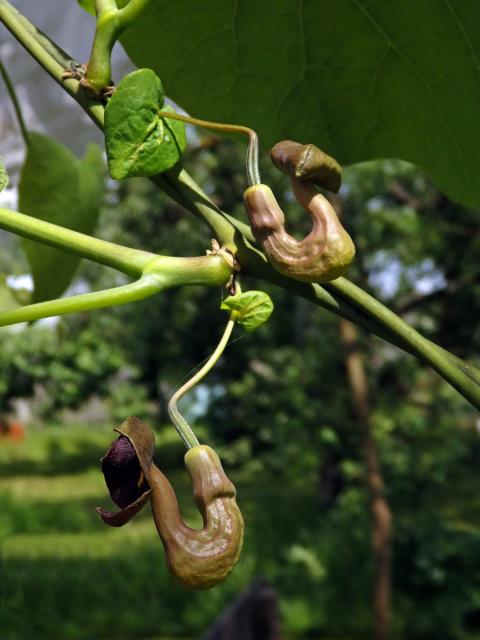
[0,2,479,638]
[1,137,479,638]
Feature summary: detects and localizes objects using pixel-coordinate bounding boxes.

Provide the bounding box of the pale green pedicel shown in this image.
[168,286,274,448]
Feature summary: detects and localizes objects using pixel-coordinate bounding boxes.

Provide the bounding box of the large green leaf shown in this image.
[116,0,480,208]
[105,69,186,179]
[0,157,8,193]
[18,133,104,303]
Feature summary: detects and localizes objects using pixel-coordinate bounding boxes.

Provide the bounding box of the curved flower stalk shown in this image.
[97,417,244,589]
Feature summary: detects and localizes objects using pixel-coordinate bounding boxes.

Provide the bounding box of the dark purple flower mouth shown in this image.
[96,417,154,527]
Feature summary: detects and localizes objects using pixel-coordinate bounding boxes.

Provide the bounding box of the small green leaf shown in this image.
[105,68,186,180]
[0,158,8,193]
[77,0,95,15]
[18,133,104,303]
[221,290,274,331]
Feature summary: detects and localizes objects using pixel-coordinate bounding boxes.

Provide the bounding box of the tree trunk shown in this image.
[339,319,393,640]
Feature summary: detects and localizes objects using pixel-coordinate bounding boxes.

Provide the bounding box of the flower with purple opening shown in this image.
[97,416,244,589]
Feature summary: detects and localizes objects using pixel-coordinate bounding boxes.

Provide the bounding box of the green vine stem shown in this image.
[168,311,236,449]
[0,253,233,327]
[0,58,29,145]
[0,206,154,277]
[116,0,153,30]
[1,0,479,410]
[0,207,234,327]
[86,0,152,93]
[157,111,260,186]
[328,278,480,409]
[0,250,233,328]
[0,0,105,127]
[0,274,162,327]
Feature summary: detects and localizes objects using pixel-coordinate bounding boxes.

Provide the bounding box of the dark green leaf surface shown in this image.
[221,290,274,331]
[0,157,8,192]
[118,0,480,208]
[18,133,104,303]
[105,69,186,179]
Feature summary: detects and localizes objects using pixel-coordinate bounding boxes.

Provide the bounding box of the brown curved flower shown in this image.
[96,417,244,589]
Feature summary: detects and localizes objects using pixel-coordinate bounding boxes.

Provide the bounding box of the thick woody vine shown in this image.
[0,0,480,589]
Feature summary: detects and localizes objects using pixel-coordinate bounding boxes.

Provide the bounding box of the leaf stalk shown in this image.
[168,313,236,449]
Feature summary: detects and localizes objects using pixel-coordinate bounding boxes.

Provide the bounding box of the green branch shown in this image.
[0,247,233,328]
[117,0,153,28]
[0,206,234,327]
[329,278,480,409]
[0,207,154,278]
[0,274,163,327]
[1,0,479,409]
[0,0,105,128]
[86,0,153,92]
[0,265,231,335]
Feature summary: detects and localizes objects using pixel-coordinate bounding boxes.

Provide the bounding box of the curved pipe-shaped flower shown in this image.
[147,446,244,589]
[97,417,244,589]
[244,179,355,283]
[244,140,355,283]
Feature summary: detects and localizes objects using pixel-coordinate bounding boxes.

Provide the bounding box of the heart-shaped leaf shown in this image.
[221,290,274,331]
[18,133,104,303]
[0,158,8,193]
[105,68,186,180]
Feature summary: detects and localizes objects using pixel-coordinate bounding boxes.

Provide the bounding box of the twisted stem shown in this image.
[168,311,237,449]
[157,110,260,186]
